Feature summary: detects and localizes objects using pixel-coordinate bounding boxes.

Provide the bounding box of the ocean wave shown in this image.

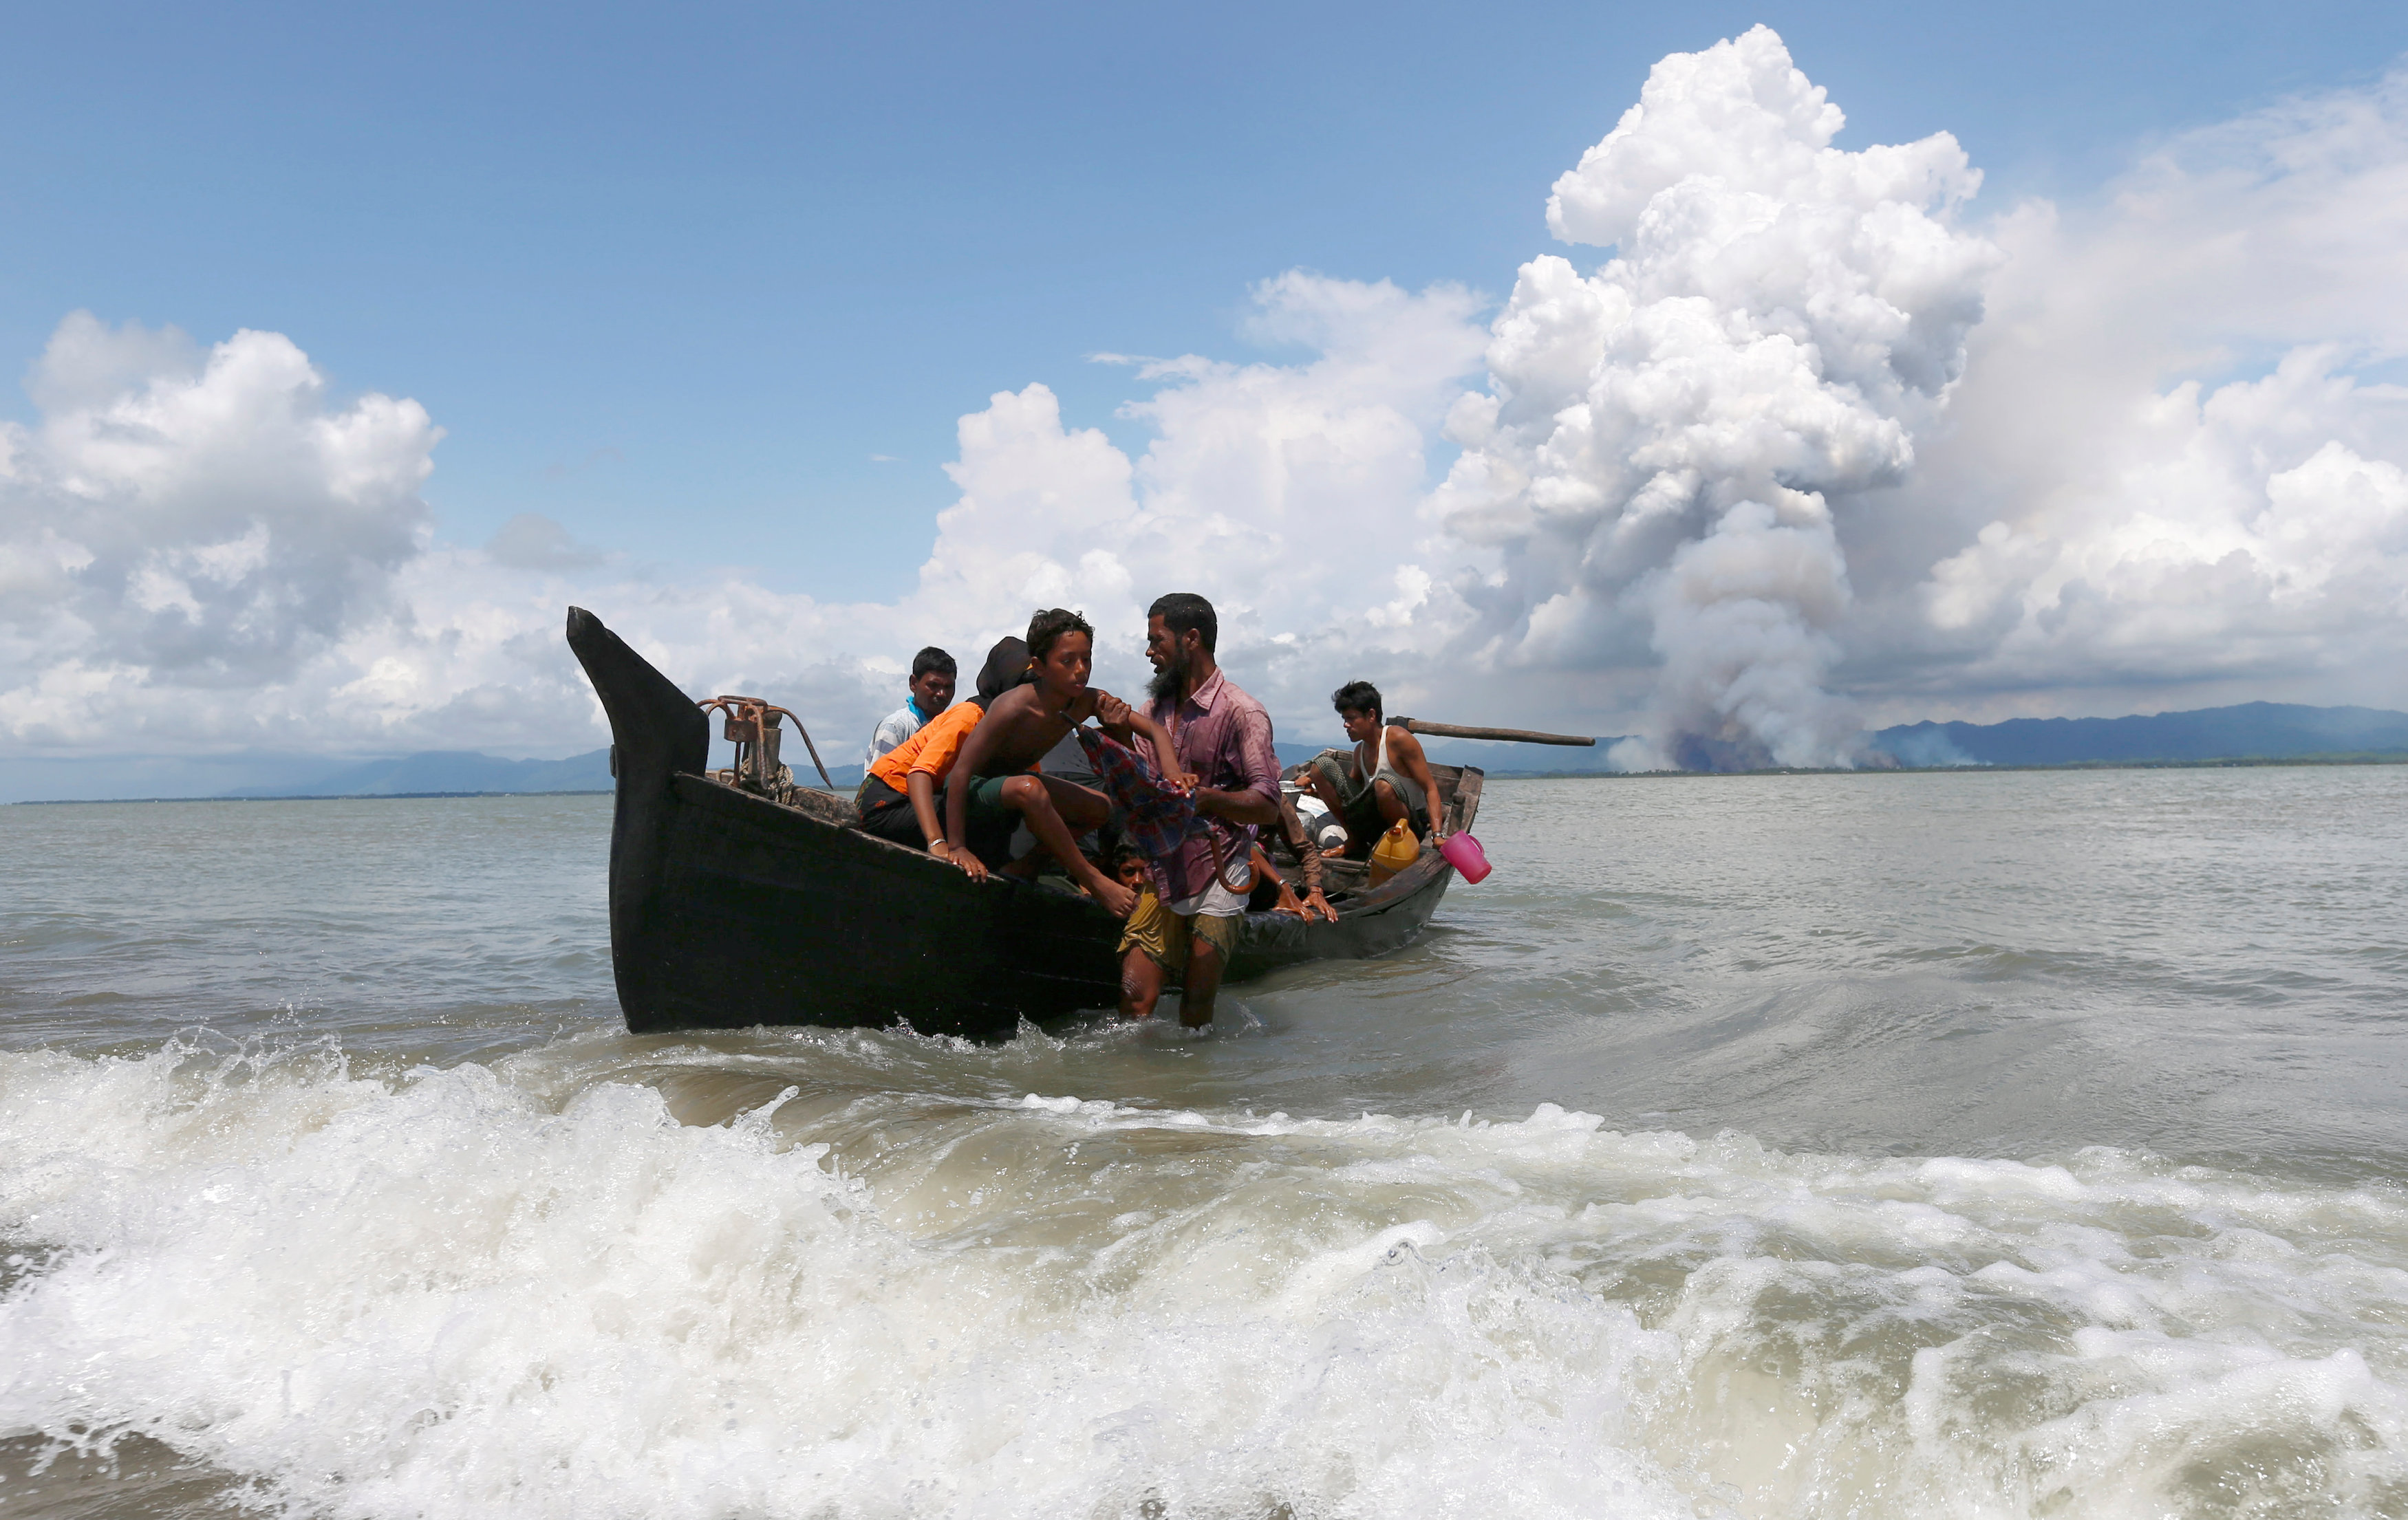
[3,1039,2404,1518]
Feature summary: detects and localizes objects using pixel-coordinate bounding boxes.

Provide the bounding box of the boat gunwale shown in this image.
[678,749,1483,921]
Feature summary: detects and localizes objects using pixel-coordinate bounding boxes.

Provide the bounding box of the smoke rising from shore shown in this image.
[1438,26,1998,768]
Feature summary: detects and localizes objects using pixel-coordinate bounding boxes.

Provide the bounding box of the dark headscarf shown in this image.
[971,637,1033,708]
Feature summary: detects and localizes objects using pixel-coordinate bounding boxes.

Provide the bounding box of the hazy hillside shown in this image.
[45,699,2404,804]
[1870,702,2408,767]
[1279,737,1636,774]
[221,749,615,798]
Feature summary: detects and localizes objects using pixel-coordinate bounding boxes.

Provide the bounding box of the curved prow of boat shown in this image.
[565,606,709,1028]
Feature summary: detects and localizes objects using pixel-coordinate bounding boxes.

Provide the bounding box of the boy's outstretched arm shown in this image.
[1094,691,1196,791]
[907,770,945,851]
[940,700,1013,884]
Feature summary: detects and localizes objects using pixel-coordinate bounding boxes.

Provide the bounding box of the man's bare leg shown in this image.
[1179,938,1226,1028]
[998,775,1134,915]
[1304,768,1366,858]
[1119,948,1165,1019]
[1303,768,1339,810]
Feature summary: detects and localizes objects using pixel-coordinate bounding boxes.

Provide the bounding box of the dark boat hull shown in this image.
[639,771,1125,1034]
[566,607,1479,1037]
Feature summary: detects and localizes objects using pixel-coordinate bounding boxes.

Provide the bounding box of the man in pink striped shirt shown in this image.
[1128,591,1282,1028]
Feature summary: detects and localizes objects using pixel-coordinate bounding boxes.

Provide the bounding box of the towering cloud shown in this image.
[1436,25,1998,768]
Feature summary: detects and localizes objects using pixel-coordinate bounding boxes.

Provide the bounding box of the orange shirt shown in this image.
[867,699,1046,793]
[869,701,983,792]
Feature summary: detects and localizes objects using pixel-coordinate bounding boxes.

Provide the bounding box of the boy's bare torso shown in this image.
[974,685,1115,776]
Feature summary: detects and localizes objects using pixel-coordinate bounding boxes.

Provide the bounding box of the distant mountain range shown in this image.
[160,699,2408,801]
[1282,739,1627,774]
[202,737,1566,799]
[1868,702,2408,768]
[220,749,616,798]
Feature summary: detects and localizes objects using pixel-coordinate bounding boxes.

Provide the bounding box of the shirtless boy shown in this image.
[1305,680,1448,856]
[941,607,1187,918]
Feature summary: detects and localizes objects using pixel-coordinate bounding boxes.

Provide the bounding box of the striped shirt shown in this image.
[863,700,928,770]
[1146,667,1280,904]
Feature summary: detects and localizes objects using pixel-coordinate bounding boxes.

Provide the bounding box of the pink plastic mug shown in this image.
[1438,832,1492,884]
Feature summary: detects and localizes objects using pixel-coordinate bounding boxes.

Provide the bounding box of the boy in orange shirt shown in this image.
[854,636,1032,858]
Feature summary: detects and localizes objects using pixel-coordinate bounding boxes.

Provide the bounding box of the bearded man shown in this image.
[1126,591,1282,1028]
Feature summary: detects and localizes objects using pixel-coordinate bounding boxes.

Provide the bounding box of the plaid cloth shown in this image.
[1075,726,1251,895]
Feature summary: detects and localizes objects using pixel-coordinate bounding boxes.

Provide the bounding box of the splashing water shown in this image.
[3,1039,2404,1519]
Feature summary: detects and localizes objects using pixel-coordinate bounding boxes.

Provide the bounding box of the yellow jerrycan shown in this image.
[1367,818,1419,887]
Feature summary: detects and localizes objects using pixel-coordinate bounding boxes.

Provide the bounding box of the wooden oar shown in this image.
[1390,718,1595,747]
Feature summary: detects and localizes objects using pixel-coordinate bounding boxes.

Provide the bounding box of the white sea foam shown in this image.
[3,1043,2405,1518]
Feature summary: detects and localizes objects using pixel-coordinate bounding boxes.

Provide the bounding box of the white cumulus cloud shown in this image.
[0,276,1490,782]
[0,314,439,750]
[1847,62,2408,719]
[889,271,1489,715]
[1435,24,1999,768]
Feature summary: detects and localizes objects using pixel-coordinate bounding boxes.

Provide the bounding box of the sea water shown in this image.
[1,770,2403,1518]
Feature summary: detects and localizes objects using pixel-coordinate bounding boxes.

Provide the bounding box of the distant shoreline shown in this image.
[10,790,616,807]
[11,752,2407,804]
[1487,752,2408,780]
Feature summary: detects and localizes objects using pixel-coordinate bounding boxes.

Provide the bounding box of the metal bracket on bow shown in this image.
[698,695,833,793]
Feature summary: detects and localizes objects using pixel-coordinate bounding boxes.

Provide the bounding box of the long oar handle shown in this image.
[1393,718,1596,748]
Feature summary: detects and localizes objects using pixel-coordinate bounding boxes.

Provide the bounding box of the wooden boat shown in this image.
[566,606,1483,1037]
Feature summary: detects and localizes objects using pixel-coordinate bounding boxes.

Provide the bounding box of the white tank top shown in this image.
[1369,725,1402,786]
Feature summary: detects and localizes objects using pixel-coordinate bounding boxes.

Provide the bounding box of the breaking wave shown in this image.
[4,1035,2404,1519]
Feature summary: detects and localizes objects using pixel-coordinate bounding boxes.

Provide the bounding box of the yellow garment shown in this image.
[1117,888,1241,973]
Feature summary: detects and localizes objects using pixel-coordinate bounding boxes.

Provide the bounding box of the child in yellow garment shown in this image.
[1115,844,1310,1019]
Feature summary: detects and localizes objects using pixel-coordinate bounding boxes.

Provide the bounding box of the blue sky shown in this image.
[6,3,2408,796]
[8,1,2403,604]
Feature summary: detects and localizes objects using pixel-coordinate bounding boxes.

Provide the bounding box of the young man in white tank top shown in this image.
[1305,680,1448,858]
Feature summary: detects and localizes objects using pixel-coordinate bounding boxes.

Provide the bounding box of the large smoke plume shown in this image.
[1437,26,1998,768]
